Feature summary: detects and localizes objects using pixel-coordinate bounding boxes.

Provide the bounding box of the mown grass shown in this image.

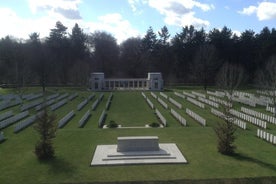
[0,87,276,184]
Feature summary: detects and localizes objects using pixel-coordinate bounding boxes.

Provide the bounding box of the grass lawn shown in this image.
[0,87,276,184]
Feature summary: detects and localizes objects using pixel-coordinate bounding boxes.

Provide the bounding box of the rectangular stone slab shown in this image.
[91,143,187,166]
[117,136,159,152]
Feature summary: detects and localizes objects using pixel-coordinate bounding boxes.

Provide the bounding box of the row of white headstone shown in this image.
[187,97,205,109]
[186,108,206,126]
[146,97,154,109]
[215,91,226,97]
[14,115,37,133]
[46,93,59,101]
[169,97,182,109]
[35,99,56,111]
[88,94,95,101]
[92,99,100,110]
[106,93,113,110]
[198,97,219,108]
[17,92,90,131]
[99,93,104,101]
[192,91,206,98]
[56,93,69,101]
[160,92,168,99]
[232,96,256,107]
[77,99,88,111]
[79,110,91,128]
[141,92,146,99]
[151,92,157,99]
[241,107,276,125]
[233,119,247,130]
[170,108,186,126]
[21,99,43,111]
[22,93,35,100]
[211,108,224,118]
[142,93,167,126]
[210,108,246,130]
[141,92,154,109]
[257,129,276,145]
[253,97,268,107]
[58,110,75,128]
[209,96,232,107]
[68,93,78,101]
[259,95,273,105]
[98,110,106,127]
[233,91,253,98]
[92,93,104,111]
[183,91,196,98]
[50,99,68,111]
[35,94,61,111]
[229,109,267,129]
[155,108,167,126]
[157,97,168,109]
[206,90,225,98]
[256,90,276,97]
[233,90,270,105]
[174,92,185,99]
[0,111,29,129]
[233,91,267,106]
[266,105,275,114]
[22,93,74,112]
[0,111,13,122]
[24,93,43,101]
[1,94,19,101]
[0,98,22,111]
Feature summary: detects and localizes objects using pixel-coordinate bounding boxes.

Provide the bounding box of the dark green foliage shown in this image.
[0,22,276,87]
[149,122,160,128]
[34,109,57,160]
[107,120,118,128]
[88,31,119,77]
[214,120,236,155]
[34,141,55,160]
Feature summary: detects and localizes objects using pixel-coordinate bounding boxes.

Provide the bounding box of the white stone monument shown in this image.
[91,136,187,166]
[89,72,163,91]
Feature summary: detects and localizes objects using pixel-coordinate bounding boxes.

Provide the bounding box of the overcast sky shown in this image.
[0,0,276,43]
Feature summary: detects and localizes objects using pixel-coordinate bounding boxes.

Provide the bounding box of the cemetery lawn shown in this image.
[0,88,276,184]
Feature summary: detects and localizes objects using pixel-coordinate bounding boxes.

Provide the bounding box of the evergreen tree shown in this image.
[34,109,57,160]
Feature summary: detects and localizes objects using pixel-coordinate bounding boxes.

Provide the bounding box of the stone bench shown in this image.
[117,136,160,152]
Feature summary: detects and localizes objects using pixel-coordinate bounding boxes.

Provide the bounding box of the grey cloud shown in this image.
[55,8,82,19]
[167,2,191,15]
[36,5,52,12]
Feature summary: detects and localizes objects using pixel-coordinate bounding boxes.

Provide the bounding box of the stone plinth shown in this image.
[91,136,188,166]
[117,136,159,152]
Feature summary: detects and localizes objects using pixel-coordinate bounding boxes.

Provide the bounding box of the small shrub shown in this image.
[107,120,118,128]
[149,122,160,128]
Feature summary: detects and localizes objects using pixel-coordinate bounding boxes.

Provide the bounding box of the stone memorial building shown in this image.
[89,72,163,91]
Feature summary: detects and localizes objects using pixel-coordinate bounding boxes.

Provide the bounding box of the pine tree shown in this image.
[34,108,57,160]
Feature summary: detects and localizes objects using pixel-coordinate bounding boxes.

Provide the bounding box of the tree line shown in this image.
[0,21,275,89]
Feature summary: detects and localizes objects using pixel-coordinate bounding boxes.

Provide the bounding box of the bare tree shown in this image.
[216,62,244,95]
[193,44,219,90]
[214,62,244,155]
[256,55,276,116]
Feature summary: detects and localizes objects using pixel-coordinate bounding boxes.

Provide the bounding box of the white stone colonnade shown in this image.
[90,72,163,91]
